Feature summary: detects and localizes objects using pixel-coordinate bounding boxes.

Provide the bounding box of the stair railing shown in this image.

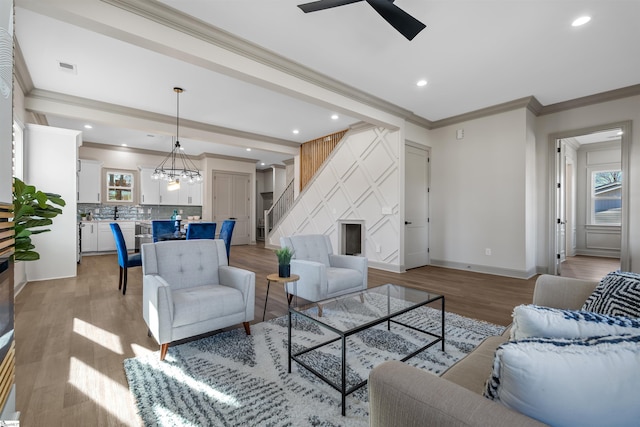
[264,179,295,237]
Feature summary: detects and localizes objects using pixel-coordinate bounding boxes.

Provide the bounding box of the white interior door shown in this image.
[213,171,251,245]
[404,143,430,269]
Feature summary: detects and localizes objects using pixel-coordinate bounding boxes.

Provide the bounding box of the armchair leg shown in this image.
[317,303,323,317]
[118,267,123,290]
[160,343,169,361]
[243,322,251,335]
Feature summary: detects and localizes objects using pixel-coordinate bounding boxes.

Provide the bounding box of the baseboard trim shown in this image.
[575,249,621,258]
[429,259,536,279]
[368,260,402,273]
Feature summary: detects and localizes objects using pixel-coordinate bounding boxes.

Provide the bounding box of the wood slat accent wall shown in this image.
[0,203,14,258]
[0,341,14,412]
[300,129,348,192]
[0,202,14,412]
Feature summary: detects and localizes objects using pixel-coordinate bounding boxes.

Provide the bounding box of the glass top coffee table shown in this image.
[287,284,445,415]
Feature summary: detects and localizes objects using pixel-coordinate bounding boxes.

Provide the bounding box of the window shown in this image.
[591,169,622,225]
[105,170,134,202]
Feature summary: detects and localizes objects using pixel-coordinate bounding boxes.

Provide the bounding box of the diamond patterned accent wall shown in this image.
[269,127,401,270]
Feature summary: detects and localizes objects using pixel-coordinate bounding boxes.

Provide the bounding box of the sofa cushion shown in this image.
[484,334,640,427]
[510,304,640,340]
[172,285,244,327]
[442,335,508,394]
[582,271,640,318]
[288,235,331,267]
[326,267,363,294]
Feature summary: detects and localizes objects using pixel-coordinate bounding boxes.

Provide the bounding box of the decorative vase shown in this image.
[279,264,290,278]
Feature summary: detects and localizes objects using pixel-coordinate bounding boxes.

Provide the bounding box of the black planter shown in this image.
[278,264,291,278]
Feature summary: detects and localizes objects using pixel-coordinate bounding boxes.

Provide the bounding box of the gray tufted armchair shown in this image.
[280,234,367,314]
[141,239,255,360]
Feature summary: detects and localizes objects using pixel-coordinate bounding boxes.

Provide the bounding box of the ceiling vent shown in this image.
[58,61,77,74]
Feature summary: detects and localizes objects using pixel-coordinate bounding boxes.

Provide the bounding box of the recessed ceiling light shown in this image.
[246,148,252,152]
[121,144,127,147]
[331,114,339,120]
[179,146,185,151]
[293,129,300,135]
[572,16,591,27]
[416,79,428,87]
[261,162,265,166]
[84,124,93,129]
[617,131,624,136]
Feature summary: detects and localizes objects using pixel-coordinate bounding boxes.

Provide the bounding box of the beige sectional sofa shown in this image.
[369,275,599,427]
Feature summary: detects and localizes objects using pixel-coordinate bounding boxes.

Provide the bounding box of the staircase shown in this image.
[264,129,348,238]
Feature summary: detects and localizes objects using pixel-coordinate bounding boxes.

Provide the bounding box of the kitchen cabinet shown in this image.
[159,181,179,205]
[97,222,116,252]
[86,221,135,253]
[77,159,102,203]
[105,170,134,203]
[139,168,160,205]
[139,167,202,205]
[80,222,98,252]
[178,182,202,205]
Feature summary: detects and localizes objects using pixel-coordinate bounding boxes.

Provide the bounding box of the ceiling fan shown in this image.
[297,0,426,41]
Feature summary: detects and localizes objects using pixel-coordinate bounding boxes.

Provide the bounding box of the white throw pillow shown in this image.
[484,335,640,427]
[510,304,640,340]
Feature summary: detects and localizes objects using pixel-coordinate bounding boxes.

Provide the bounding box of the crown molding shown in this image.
[13,39,34,95]
[101,0,433,130]
[430,97,539,129]
[538,84,640,116]
[200,152,260,164]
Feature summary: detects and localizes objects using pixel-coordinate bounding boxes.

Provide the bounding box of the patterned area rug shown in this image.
[124,296,505,426]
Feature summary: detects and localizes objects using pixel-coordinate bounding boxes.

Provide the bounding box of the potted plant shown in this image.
[275,247,293,278]
[12,177,66,261]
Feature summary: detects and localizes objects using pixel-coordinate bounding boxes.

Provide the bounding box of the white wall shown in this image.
[24,124,80,281]
[428,109,534,278]
[269,126,403,272]
[535,95,640,273]
[273,166,287,200]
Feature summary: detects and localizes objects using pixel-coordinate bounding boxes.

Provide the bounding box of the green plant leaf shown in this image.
[14,251,40,261]
[12,177,66,262]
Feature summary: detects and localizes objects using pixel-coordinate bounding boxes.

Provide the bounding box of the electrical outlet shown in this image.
[376,244,381,253]
[485,248,492,256]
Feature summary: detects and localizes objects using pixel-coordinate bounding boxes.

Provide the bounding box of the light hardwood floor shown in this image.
[16,243,555,426]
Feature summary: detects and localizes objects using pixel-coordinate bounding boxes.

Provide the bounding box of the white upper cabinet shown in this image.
[139,168,160,205]
[139,167,203,206]
[77,159,102,203]
[178,182,202,206]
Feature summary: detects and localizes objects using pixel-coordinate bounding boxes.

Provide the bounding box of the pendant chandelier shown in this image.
[151,87,203,190]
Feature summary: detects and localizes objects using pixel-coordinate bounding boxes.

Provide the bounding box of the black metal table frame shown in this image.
[287,287,445,416]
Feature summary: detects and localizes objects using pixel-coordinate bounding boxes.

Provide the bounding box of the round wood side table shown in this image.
[263,273,300,321]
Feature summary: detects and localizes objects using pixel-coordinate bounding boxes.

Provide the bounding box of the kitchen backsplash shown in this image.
[78,204,203,221]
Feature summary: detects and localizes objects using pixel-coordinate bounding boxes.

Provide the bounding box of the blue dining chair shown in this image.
[219,219,236,262]
[152,220,177,242]
[110,223,142,295]
[186,222,217,240]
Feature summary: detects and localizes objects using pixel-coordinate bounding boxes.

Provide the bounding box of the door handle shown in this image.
[405,221,412,225]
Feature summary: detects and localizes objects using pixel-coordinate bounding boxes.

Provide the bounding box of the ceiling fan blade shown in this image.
[298,0,363,13]
[366,0,426,40]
